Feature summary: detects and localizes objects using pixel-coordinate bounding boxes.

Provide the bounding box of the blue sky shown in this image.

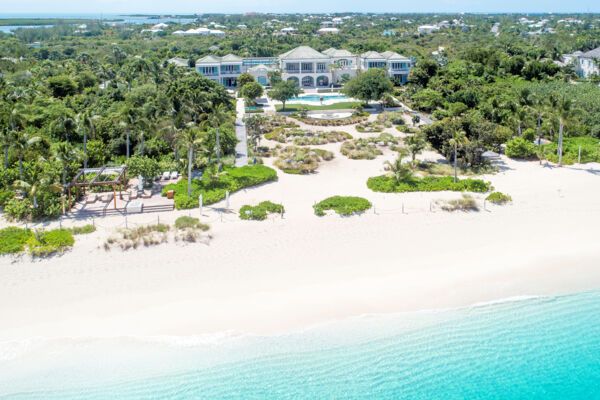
[2,0,599,14]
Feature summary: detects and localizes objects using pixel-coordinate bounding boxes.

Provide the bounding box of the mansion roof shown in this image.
[280,46,330,60]
[196,54,242,64]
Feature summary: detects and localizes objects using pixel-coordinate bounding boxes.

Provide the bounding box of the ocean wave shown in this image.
[0,291,580,360]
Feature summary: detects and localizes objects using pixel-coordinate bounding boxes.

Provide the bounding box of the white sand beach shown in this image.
[1,146,600,341]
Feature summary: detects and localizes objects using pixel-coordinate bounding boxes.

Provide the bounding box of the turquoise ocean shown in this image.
[1,289,599,399]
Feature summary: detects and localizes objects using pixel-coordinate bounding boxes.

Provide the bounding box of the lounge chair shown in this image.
[162,171,171,180]
[101,193,113,203]
[141,190,152,199]
[126,201,143,213]
[85,194,98,205]
[170,171,179,179]
[128,190,138,200]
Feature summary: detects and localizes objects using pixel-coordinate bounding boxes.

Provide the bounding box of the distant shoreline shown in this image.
[0,18,122,26]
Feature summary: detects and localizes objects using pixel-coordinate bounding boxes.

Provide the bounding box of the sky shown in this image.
[1,0,599,15]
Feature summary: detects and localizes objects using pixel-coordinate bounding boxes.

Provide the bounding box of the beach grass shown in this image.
[435,194,480,212]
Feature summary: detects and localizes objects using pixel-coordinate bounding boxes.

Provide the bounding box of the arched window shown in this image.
[287,76,299,86]
[316,76,329,87]
[301,76,314,87]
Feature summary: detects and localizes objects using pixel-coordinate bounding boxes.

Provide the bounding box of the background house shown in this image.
[563,47,600,78]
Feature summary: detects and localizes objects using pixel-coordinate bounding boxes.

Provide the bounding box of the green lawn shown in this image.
[276,101,363,112]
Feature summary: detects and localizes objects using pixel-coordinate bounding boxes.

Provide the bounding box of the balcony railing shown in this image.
[301,69,314,73]
[286,70,300,74]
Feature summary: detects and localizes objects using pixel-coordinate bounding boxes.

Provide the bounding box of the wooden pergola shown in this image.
[66,166,127,212]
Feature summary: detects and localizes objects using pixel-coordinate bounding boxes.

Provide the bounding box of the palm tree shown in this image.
[449,130,469,183]
[405,132,427,162]
[384,156,414,183]
[13,164,61,209]
[556,96,574,167]
[148,61,164,90]
[10,130,41,180]
[0,128,10,169]
[54,142,82,188]
[52,114,77,144]
[531,94,545,147]
[118,64,135,93]
[120,106,140,159]
[512,107,529,137]
[245,114,266,150]
[76,112,98,169]
[546,94,559,141]
[98,64,113,89]
[10,104,28,132]
[206,104,230,168]
[178,127,204,197]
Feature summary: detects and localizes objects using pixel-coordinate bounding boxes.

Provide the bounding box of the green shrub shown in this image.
[27,229,74,257]
[540,137,600,165]
[163,165,277,210]
[69,224,96,235]
[175,216,210,231]
[522,128,536,141]
[4,198,32,221]
[314,196,372,216]
[0,190,15,208]
[367,175,491,193]
[0,227,33,254]
[505,137,536,159]
[486,192,512,204]
[239,201,285,220]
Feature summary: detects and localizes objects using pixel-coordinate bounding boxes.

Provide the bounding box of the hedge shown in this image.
[367,175,491,193]
[313,196,372,216]
[162,165,277,210]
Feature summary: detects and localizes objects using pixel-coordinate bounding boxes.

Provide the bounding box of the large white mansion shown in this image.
[195,46,413,88]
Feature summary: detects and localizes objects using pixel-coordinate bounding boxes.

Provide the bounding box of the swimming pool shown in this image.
[290,94,349,102]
